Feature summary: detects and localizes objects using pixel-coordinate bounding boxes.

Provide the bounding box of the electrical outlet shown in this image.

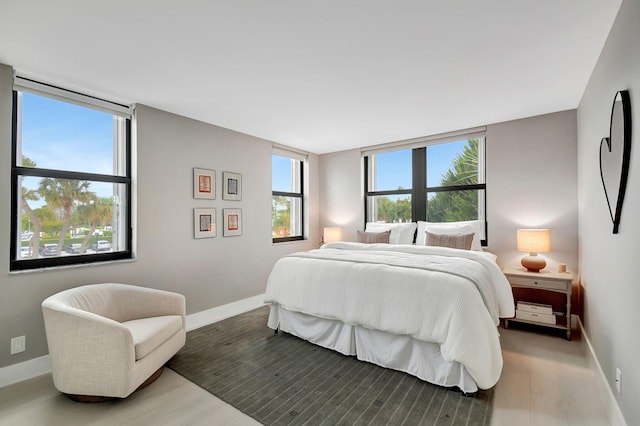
[615,368,622,394]
[10,336,26,355]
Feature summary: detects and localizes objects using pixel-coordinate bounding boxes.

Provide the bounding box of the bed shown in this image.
[264,223,515,394]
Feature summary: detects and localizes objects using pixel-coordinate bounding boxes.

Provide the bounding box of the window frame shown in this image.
[272,152,305,243]
[364,134,488,245]
[10,79,133,271]
[363,153,413,223]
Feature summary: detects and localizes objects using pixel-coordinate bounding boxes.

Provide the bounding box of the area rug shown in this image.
[167,306,493,425]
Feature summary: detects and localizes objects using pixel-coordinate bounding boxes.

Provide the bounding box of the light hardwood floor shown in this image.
[0,326,613,426]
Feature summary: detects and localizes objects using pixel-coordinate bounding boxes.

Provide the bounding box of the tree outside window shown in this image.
[11,79,131,270]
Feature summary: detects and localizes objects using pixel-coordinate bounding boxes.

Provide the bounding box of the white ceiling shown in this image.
[0,1,621,154]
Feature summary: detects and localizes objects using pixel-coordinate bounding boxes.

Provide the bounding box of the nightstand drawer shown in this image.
[516,309,557,325]
[518,301,553,315]
[508,276,567,291]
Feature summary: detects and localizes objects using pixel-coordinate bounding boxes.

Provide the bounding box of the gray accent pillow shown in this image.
[357,230,391,244]
[426,231,474,250]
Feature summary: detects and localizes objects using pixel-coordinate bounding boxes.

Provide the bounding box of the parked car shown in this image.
[20,247,32,258]
[92,240,112,252]
[65,243,82,254]
[40,244,58,256]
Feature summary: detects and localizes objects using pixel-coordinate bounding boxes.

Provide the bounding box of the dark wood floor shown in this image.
[0,323,613,425]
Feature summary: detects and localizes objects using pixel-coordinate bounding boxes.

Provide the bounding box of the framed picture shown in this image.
[222,171,242,201]
[194,208,216,239]
[193,168,215,199]
[223,208,242,237]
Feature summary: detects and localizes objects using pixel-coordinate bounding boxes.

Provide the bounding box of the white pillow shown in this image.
[365,222,417,245]
[416,220,483,251]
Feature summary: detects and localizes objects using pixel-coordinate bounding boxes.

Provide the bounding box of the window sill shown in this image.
[8,256,137,275]
[272,238,310,247]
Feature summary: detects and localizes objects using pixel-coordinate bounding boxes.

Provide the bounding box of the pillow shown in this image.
[357,230,391,244]
[365,222,417,244]
[426,231,474,250]
[416,220,483,251]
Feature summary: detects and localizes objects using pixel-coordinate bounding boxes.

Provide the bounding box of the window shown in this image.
[424,138,485,224]
[10,77,132,270]
[365,149,412,223]
[364,132,487,244]
[272,149,305,242]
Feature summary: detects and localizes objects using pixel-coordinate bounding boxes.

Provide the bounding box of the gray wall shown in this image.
[0,63,320,368]
[486,110,579,274]
[319,149,363,243]
[577,0,640,423]
[319,111,579,274]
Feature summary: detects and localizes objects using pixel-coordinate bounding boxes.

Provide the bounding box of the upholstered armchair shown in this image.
[42,283,186,400]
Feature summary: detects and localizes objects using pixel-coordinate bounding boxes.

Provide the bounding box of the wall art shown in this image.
[222,171,242,201]
[194,208,216,238]
[599,89,632,234]
[223,208,242,237]
[193,168,215,199]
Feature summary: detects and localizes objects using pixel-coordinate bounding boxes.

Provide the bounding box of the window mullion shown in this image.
[363,156,369,225]
[13,166,128,183]
[412,147,426,221]
[425,183,486,193]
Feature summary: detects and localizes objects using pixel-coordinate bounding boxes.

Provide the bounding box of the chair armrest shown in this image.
[42,302,136,377]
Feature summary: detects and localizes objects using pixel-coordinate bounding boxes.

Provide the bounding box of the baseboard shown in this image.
[0,293,267,389]
[0,355,51,388]
[185,293,266,331]
[578,317,627,426]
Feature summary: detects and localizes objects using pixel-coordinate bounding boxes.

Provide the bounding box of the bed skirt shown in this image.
[267,304,478,393]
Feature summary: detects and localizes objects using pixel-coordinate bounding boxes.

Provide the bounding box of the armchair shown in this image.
[42,283,186,400]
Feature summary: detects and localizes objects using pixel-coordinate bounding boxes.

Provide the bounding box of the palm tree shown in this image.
[38,178,92,253]
[20,157,42,258]
[439,139,479,186]
[77,196,113,252]
[427,139,479,222]
[20,187,42,257]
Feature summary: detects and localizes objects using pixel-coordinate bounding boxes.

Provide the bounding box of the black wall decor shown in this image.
[599,90,632,234]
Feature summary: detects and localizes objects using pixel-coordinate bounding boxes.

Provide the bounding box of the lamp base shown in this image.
[521,254,546,272]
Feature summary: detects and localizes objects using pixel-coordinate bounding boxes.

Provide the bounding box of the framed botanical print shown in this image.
[194,208,216,238]
[223,208,242,236]
[193,168,215,199]
[222,171,242,201]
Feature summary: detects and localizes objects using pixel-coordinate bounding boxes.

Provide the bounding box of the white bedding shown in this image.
[265,242,515,389]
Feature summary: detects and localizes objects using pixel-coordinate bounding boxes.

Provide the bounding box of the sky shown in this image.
[19,92,117,209]
[272,155,296,193]
[370,140,467,191]
[21,92,114,173]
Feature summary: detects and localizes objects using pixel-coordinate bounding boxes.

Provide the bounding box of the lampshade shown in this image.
[323,227,342,243]
[517,229,551,253]
[517,229,550,272]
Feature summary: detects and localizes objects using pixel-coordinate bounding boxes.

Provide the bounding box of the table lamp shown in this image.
[517,229,551,272]
[323,227,342,244]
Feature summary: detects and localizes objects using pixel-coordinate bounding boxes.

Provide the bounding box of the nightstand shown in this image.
[503,266,574,340]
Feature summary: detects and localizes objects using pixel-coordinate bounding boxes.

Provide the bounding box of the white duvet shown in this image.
[264,242,515,389]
